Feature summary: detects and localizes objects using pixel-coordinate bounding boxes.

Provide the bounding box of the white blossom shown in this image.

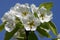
[5,21,15,32]
[21,14,40,31]
[1,3,53,32]
[38,6,53,23]
[11,3,31,19]
[1,11,15,22]
[1,10,16,32]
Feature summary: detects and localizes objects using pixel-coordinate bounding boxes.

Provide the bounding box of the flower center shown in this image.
[22,12,28,16]
[40,13,45,20]
[28,21,35,28]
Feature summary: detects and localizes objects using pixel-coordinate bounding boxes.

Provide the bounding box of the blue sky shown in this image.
[0,0,60,40]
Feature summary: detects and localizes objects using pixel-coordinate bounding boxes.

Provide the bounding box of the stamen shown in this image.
[28,21,35,28]
[22,12,28,16]
[40,13,44,20]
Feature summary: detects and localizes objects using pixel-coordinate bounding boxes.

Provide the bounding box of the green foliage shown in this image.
[37,21,58,38]
[48,21,58,35]
[0,21,6,32]
[15,16,24,28]
[39,2,53,10]
[28,32,38,40]
[16,29,26,40]
[34,12,38,18]
[37,26,51,38]
[4,26,19,40]
[40,22,50,30]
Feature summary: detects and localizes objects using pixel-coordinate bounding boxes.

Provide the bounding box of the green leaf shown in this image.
[0,21,6,32]
[34,12,38,18]
[40,22,50,30]
[39,2,53,10]
[37,27,51,38]
[52,38,58,40]
[48,21,58,35]
[4,26,19,40]
[28,32,38,40]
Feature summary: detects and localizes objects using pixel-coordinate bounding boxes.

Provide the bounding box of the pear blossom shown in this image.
[1,11,15,22]
[1,3,53,32]
[38,6,53,23]
[1,10,16,32]
[9,3,40,31]
[5,21,15,32]
[11,3,31,19]
[0,3,57,40]
[11,3,38,31]
[21,14,40,31]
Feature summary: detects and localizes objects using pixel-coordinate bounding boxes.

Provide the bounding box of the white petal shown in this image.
[45,11,53,18]
[1,10,15,22]
[31,4,38,13]
[24,24,30,31]
[39,18,45,23]
[58,39,60,40]
[34,18,40,26]
[31,26,37,31]
[21,18,28,24]
[25,3,30,8]
[44,17,51,22]
[5,22,15,32]
[5,26,12,32]
[57,33,60,39]
[44,13,53,22]
[14,3,21,10]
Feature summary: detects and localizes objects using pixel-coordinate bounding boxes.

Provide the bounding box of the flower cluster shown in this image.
[0,2,58,40]
[1,3,53,32]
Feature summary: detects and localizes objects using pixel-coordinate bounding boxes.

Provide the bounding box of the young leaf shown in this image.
[0,21,6,32]
[48,21,58,35]
[39,2,53,10]
[40,22,50,30]
[28,32,38,40]
[37,27,51,38]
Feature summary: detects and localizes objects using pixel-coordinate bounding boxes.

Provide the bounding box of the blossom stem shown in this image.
[25,30,30,40]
